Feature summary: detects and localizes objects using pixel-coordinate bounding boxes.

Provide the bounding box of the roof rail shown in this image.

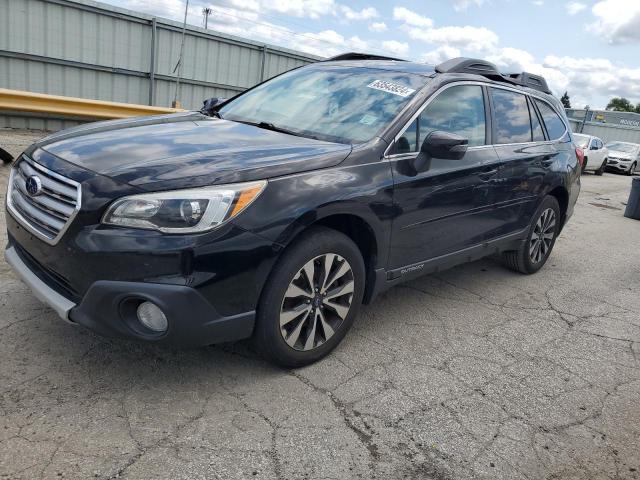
[324,52,406,62]
[434,57,552,94]
[435,57,499,75]
[504,72,551,94]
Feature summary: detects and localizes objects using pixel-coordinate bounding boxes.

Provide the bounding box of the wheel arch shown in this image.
[272,210,385,306]
[547,185,569,229]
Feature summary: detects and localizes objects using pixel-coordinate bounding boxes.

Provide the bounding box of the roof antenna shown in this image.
[172,0,189,108]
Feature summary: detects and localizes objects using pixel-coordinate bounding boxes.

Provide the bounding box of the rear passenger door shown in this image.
[387,84,500,271]
[488,87,554,238]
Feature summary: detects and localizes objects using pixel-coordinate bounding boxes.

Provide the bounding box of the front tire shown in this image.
[629,163,637,176]
[595,159,606,176]
[254,226,365,368]
[502,196,561,274]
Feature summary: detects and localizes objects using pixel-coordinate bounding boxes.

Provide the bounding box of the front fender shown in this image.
[233,160,395,270]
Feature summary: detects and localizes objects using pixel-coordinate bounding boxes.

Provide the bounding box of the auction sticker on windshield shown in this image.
[367,80,416,98]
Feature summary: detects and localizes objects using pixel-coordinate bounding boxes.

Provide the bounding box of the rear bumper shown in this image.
[5,245,255,347]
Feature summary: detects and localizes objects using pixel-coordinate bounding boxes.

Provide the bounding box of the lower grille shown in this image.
[11,240,79,302]
[6,155,81,245]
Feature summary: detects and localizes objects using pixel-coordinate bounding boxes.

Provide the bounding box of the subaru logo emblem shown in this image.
[25,175,43,197]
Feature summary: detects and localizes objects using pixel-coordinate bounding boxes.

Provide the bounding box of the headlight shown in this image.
[102,180,266,233]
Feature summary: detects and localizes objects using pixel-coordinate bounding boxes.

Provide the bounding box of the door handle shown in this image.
[478,168,498,181]
[539,155,555,166]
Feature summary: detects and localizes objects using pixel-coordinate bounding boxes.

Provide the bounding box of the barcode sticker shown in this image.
[367,80,415,97]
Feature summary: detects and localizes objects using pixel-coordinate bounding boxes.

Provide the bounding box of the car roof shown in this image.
[317,58,558,104]
[319,60,436,76]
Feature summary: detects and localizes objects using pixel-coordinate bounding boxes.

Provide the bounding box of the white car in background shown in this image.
[605,141,640,176]
[573,133,608,175]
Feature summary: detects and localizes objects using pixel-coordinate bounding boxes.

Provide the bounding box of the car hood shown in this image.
[607,150,634,160]
[36,112,352,191]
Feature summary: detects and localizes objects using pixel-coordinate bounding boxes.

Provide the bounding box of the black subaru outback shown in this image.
[5,55,581,367]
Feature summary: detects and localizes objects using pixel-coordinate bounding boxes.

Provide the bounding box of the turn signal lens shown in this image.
[231,184,266,217]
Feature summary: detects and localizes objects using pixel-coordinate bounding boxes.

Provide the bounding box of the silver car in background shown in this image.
[573,133,608,175]
[605,141,640,176]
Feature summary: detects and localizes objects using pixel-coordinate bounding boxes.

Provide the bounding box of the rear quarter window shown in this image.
[535,99,567,140]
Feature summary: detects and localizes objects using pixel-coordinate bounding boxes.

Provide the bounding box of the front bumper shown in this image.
[5,243,256,347]
[5,246,75,322]
[606,161,632,172]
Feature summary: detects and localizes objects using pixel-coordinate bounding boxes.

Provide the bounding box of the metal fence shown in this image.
[0,0,319,130]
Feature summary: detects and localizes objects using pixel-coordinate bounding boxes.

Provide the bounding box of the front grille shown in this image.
[7,155,81,245]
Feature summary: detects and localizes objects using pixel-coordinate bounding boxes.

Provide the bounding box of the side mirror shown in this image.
[590,144,598,150]
[411,131,468,173]
[421,131,468,159]
[201,97,226,116]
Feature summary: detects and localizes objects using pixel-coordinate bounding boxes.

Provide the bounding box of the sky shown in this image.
[103,0,640,109]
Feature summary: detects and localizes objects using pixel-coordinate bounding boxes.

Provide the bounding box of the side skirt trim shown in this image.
[387,228,528,284]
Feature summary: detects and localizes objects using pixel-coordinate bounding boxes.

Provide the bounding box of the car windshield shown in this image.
[606,142,638,153]
[573,135,589,148]
[219,65,429,144]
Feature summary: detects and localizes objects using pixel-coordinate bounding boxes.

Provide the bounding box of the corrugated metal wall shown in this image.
[0,0,319,130]
[567,110,640,144]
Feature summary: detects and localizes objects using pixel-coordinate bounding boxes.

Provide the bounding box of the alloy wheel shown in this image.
[279,253,355,351]
[530,208,556,264]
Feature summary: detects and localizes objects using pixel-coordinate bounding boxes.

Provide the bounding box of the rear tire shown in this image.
[629,163,637,176]
[595,159,606,176]
[253,226,365,368]
[502,196,561,274]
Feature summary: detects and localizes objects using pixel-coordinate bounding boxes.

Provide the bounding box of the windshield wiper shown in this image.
[238,120,318,140]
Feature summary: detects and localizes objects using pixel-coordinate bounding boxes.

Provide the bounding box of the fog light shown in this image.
[136,301,168,332]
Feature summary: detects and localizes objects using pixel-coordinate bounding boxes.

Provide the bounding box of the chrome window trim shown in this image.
[384,80,569,159]
[6,155,82,246]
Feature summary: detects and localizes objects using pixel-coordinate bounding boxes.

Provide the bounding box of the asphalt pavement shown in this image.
[1,129,639,479]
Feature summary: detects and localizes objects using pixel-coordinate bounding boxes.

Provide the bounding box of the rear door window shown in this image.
[490,89,532,144]
[534,100,567,140]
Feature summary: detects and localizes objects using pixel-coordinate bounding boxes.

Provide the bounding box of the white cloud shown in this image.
[532,0,544,5]
[382,40,410,56]
[452,0,486,11]
[589,0,640,43]
[566,1,587,15]
[218,0,261,11]
[338,5,378,21]
[407,25,499,52]
[265,0,335,18]
[485,47,569,95]
[544,55,614,71]
[392,6,433,28]
[420,46,462,64]
[542,55,640,105]
[369,22,388,32]
[348,36,369,51]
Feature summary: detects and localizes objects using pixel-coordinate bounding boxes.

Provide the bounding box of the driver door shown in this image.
[387,84,500,272]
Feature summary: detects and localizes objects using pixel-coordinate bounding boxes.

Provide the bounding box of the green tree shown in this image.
[560,91,571,109]
[606,97,634,112]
